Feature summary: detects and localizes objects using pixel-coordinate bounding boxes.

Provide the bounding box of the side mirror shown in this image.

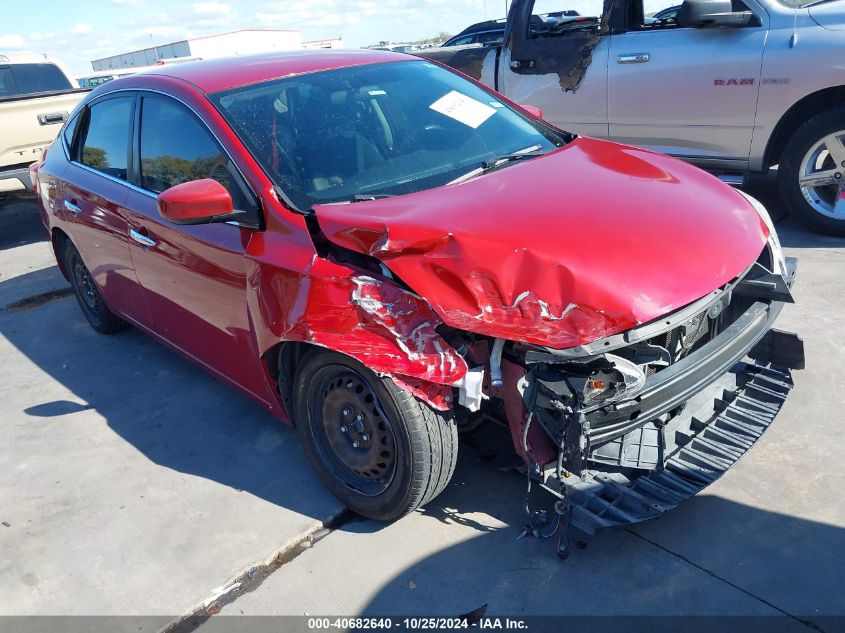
[677,0,755,27]
[520,104,544,119]
[157,179,234,225]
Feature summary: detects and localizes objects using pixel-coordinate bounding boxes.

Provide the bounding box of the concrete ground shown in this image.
[1,185,843,630]
[0,198,345,623]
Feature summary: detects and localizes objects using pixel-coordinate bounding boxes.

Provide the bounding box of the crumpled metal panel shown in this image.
[245,231,466,412]
[314,138,769,351]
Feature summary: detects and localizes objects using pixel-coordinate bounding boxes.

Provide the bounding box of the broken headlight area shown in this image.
[447,249,803,557]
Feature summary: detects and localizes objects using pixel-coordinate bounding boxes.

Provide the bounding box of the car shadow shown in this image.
[346,443,844,626]
[0,197,46,250]
[0,269,340,522]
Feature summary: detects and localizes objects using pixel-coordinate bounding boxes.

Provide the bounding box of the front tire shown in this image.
[62,239,129,334]
[779,108,845,236]
[293,350,458,521]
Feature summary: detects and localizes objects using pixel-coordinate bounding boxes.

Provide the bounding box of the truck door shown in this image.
[501,0,611,139]
[607,0,767,168]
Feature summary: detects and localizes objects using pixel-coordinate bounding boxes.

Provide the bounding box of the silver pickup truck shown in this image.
[419,0,845,235]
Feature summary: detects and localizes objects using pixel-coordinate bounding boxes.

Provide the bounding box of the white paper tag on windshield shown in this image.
[429,91,497,129]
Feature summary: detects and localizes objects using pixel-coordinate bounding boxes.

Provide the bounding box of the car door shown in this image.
[501,0,611,139]
[121,92,273,403]
[59,93,151,324]
[607,0,767,166]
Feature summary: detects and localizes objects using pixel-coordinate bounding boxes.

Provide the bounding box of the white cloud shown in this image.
[72,24,93,34]
[0,34,25,49]
[193,1,231,14]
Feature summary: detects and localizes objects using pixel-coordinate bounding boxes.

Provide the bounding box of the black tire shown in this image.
[292,349,458,521]
[779,107,845,236]
[61,239,129,334]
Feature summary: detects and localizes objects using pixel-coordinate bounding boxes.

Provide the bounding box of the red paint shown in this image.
[315,137,768,349]
[519,104,544,119]
[32,51,770,425]
[157,178,233,224]
[140,49,413,93]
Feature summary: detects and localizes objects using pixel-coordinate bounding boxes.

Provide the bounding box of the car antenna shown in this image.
[789,2,799,47]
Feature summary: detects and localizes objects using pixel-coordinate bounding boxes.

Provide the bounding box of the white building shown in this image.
[90,29,331,72]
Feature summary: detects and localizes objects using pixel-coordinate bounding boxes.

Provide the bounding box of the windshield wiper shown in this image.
[351,193,394,202]
[481,147,545,170]
[449,146,546,184]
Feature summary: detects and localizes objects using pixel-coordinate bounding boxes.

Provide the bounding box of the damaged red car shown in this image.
[32,51,804,545]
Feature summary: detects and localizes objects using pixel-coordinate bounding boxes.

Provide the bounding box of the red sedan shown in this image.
[32,51,802,545]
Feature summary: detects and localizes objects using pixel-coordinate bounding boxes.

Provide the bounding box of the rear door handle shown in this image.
[617,53,650,64]
[64,199,81,214]
[129,228,156,248]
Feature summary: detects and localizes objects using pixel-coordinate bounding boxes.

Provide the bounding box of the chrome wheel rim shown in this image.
[798,130,845,219]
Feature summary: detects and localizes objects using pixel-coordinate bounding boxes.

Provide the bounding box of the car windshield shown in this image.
[210,60,569,210]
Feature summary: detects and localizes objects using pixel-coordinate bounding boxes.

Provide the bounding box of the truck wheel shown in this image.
[779,108,845,236]
[293,350,458,521]
[62,239,129,334]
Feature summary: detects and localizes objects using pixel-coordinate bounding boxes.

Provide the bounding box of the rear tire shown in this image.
[61,239,129,334]
[778,107,845,236]
[293,349,458,521]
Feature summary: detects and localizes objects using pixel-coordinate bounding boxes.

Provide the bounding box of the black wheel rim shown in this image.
[69,251,101,323]
[307,365,397,497]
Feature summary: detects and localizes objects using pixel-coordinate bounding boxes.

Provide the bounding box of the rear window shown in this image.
[0,63,72,98]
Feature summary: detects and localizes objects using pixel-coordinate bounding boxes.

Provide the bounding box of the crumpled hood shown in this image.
[314,137,768,349]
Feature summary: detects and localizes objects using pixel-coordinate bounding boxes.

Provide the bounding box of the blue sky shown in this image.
[0,0,514,74]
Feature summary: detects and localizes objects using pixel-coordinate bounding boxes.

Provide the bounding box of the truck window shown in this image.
[636,0,752,28]
[0,63,72,97]
[79,96,132,180]
[640,0,682,27]
[528,0,601,37]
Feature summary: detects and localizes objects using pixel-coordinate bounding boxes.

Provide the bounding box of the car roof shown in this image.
[142,49,413,94]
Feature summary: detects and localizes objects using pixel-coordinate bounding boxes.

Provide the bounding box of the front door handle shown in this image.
[617,53,650,64]
[129,228,156,248]
[64,199,81,214]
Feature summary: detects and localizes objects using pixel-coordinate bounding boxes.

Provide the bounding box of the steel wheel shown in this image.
[293,349,458,521]
[797,130,845,219]
[306,364,397,497]
[69,248,101,321]
[61,238,129,334]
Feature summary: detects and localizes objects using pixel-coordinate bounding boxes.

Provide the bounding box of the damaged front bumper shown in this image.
[517,257,804,535]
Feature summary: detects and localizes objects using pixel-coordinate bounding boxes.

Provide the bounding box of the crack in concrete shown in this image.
[2,286,73,312]
[160,508,352,633]
[626,529,827,633]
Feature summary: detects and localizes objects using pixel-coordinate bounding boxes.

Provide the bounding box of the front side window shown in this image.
[447,34,476,46]
[528,0,601,37]
[211,60,569,210]
[639,0,682,27]
[137,95,252,210]
[477,31,505,44]
[79,96,132,179]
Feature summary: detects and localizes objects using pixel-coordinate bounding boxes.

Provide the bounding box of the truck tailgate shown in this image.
[0,90,87,170]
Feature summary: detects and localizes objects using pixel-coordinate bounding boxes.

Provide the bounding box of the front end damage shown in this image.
[443,246,803,553]
[302,142,803,553]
